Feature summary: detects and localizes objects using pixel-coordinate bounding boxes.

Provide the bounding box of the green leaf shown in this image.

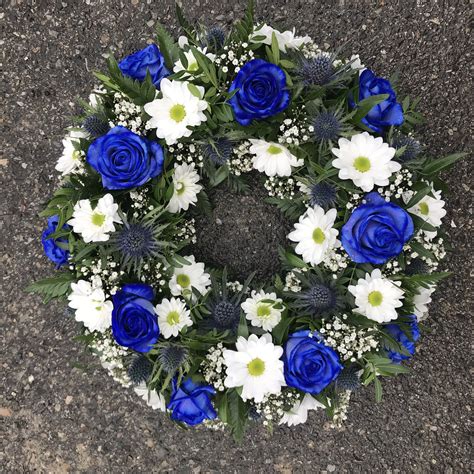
[237,313,249,338]
[187,82,202,98]
[270,31,280,65]
[26,273,75,303]
[352,94,389,124]
[374,377,383,402]
[278,247,307,269]
[155,23,179,70]
[227,390,248,441]
[272,314,293,345]
[404,185,432,208]
[420,153,467,176]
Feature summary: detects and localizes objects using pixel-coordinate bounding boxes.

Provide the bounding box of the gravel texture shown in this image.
[1,0,473,472]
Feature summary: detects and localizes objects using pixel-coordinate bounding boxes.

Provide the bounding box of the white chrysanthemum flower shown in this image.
[155,297,192,339]
[173,47,216,78]
[169,255,211,299]
[331,132,400,192]
[68,280,113,332]
[413,286,435,321]
[287,206,339,266]
[134,382,166,411]
[251,24,311,52]
[279,393,324,427]
[55,129,89,175]
[242,290,283,332]
[167,163,203,213]
[348,269,404,323]
[249,139,303,177]
[407,191,446,240]
[68,193,122,243]
[350,54,365,73]
[144,78,208,145]
[223,333,285,402]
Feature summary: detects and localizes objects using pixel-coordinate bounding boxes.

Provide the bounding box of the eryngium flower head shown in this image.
[210,299,241,332]
[157,344,189,374]
[406,257,430,275]
[309,182,337,210]
[313,111,341,141]
[297,53,334,86]
[83,115,110,137]
[203,138,233,165]
[336,364,361,391]
[127,355,153,385]
[116,223,156,260]
[205,26,226,51]
[392,134,422,162]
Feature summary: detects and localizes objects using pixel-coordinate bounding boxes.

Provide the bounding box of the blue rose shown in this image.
[283,330,342,394]
[168,377,217,426]
[384,315,420,363]
[112,284,159,353]
[87,126,164,190]
[341,192,414,265]
[229,59,290,126]
[118,44,170,88]
[41,215,70,268]
[353,69,404,133]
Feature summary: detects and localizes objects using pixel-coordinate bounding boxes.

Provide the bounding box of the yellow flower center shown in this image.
[419,202,429,215]
[257,304,271,319]
[312,227,326,244]
[176,181,186,195]
[72,150,81,161]
[267,145,283,155]
[247,358,265,376]
[353,156,371,173]
[169,104,186,123]
[368,290,383,307]
[166,311,180,326]
[176,274,190,288]
[91,212,106,227]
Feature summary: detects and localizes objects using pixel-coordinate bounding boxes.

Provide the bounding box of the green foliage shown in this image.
[420,153,467,176]
[218,389,249,441]
[26,273,75,303]
[155,23,180,70]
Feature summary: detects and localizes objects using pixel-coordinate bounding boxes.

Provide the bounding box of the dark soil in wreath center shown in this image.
[190,173,292,282]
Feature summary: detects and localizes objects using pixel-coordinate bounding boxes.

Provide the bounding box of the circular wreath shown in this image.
[30,2,464,439]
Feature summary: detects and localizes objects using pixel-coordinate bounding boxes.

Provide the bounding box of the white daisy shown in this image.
[67,280,113,332]
[242,290,283,332]
[251,24,311,53]
[68,193,122,243]
[223,333,285,403]
[155,297,192,339]
[249,139,303,177]
[348,268,404,323]
[407,190,446,240]
[144,78,208,145]
[169,255,211,299]
[413,286,435,321]
[287,206,339,266]
[167,163,203,213]
[134,382,166,411]
[279,393,324,427]
[331,132,400,192]
[173,47,216,78]
[55,129,89,175]
[349,54,365,73]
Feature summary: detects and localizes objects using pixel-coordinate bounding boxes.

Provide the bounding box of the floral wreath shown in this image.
[29,1,464,439]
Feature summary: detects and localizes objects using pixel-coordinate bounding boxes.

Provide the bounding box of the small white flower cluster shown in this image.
[264,176,298,199]
[277,114,313,147]
[300,41,323,59]
[175,218,197,244]
[405,232,446,270]
[345,192,364,210]
[226,280,244,293]
[202,418,227,431]
[383,259,403,276]
[140,261,167,286]
[283,270,304,293]
[79,256,124,296]
[228,141,253,176]
[320,314,379,362]
[109,92,144,135]
[87,330,131,387]
[201,343,226,392]
[129,187,155,218]
[252,390,301,428]
[378,169,414,200]
[167,142,204,168]
[215,41,255,77]
[322,247,350,273]
[330,390,351,428]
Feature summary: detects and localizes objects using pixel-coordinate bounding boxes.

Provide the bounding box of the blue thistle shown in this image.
[406,258,430,275]
[157,345,189,375]
[392,134,422,162]
[116,223,156,260]
[297,53,335,86]
[203,138,233,165]
[336,365,361,391]
[127,355,153,385]
[308,182,337,210]
[83,115,110,137]
[205,26,226,52]
[313,112,341,141]
[209,299,241,332]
